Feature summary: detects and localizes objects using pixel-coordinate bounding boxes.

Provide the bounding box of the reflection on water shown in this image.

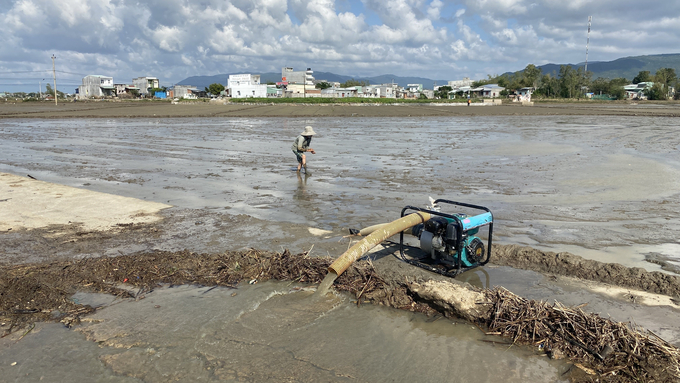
[0,282,569,382]
[457,268,491,289]
[294,171,311,201]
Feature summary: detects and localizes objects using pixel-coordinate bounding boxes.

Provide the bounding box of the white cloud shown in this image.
[427,0,443,20]
[1,0,680,90]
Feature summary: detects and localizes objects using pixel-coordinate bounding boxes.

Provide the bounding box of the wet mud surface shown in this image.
[2,114,679,271]
[2,105,680,382]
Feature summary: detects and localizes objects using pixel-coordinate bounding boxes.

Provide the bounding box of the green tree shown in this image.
[522,64,542,88]
[205,83,225,95]
[315,82,332,90]
[496,76,509,88]
[609,86,626,100]
[45,83,56,97]
[632,71,652,84]
[536,74,559,98]
[645,83,665,100]
[435,85,452,99]
[559,65,579,98]
[341,79,369,87]
[609,78,629,87]
[590,77,610,95]
[654,68,677,98]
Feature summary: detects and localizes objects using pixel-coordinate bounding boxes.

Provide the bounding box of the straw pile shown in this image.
[486,287,680,381]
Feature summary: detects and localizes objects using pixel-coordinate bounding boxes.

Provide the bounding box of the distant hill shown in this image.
[535,53,680,80]
[176,54,680,90]
[176,71,448,90]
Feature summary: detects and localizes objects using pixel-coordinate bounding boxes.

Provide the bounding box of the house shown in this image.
[320,87,360,98]
[285,83,307,97]
[472,84,505,98]
[132,77,159,96]
[228,74,267,98]
[170,85,204,99]
[366,84,396,98]
[624,82,653,100]
[514,87,533,102]
[450,86,472,99]
[406,84,423,93]
[266,85,282,97]
[280,67,315,97]
[77,75,114,99]
[281,67,314,85]
[114,84,140,96]
[422,89,434,99]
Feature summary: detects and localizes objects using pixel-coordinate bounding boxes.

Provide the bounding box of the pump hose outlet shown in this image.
[328,212,431,277]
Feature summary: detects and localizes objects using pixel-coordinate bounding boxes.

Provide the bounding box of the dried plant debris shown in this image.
[485,287,680,382]
[1,249,678,382]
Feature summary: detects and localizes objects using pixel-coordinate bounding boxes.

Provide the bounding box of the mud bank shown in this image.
[1,249,678,382]
[2,100,680,119]
[493,244,680,298]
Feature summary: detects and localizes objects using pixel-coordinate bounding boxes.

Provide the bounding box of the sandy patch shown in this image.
[0,173,171,233]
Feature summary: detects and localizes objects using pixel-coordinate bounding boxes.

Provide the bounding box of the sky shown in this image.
[1,0,679,93]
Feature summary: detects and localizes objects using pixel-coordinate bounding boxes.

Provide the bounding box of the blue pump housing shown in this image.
[399,199,494,278]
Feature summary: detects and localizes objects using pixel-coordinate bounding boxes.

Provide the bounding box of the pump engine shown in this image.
[399,200,493,278]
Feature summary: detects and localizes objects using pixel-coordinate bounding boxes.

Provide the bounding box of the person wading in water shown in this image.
[291,125,316,175]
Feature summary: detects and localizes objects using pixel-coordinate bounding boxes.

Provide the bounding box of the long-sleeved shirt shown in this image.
[291,135,311,153]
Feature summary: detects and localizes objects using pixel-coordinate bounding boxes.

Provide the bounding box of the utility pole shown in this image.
[584,16,592,98]
[585,16,591,73]
[51,54,58,106]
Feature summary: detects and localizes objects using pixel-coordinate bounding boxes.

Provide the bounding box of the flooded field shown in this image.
[2,114,680,382]
[1,116,679,270]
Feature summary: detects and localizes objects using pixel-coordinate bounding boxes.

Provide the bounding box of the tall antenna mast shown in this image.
[51,54,58,106]
[585,16,592,73]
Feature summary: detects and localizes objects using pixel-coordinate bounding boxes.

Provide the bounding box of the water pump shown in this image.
[399,199,493,278]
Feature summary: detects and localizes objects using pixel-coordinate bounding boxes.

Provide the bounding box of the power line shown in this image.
[0,83,80,85]
[0,77,80,80]
[0,70,87,76]
[0,70,52,74]
[56,70,88,76]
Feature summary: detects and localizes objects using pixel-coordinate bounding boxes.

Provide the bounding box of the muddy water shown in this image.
[1,116,679,271]
[1,116,680,381]
[0,282,569,382]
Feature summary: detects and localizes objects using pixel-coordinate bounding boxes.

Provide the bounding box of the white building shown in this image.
[77,75,114,99]
[281,67,314,85]
[515,87,533,102]
[228,74,267,98]
[366,84,396,98]
[132,77,159,96]
[320,87,360,98]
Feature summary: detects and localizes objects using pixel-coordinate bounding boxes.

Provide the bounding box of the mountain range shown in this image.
[176,53,680,90]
